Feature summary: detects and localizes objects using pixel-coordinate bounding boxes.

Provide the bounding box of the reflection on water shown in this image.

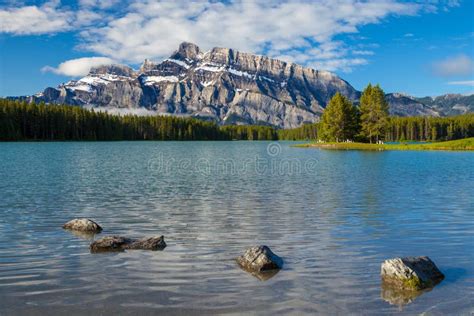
[65,229,99,241]
[380,281,432,309]
[238,267,281,281]
[0,141,473,315]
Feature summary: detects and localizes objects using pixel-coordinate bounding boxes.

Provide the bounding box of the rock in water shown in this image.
[126,236,167,250]
[90,236,130,252]
[90,236,166,253]
[63,218,102,233]
[236,245,283,273]
[381,256,444,290]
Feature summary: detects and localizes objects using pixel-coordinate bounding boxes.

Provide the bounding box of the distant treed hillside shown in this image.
[277,115,474,142]
[416,94,474,116]
[0,99,276,141]
[385,115,474,141]
[277,124,319,140]
[1,99,473,142]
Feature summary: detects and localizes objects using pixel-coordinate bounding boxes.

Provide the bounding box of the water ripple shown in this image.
[0,142,473,314]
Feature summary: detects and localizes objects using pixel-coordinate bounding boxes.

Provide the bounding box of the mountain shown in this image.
[385,93,441,117]
[14,42,473,128]
[416,94,474,116]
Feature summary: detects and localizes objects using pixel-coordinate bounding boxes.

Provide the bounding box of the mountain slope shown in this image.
[416,94,474,116]
[385,93,440,117]
[14,42,472,128]
[25,42,360,128]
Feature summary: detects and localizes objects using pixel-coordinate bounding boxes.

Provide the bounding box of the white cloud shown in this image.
[352,50,375,56]
[310,58,369,73]
[79,0,120,9]
[432,54,474,77]
[3,0,458,74]
[0,1,73,35]
[447,80,474,86]
[78,0,421,72]
[42,57,116,77]
[75,9,102,26]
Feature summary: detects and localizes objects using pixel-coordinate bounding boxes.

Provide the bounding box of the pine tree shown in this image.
[359,84,389,143]
[319,93,359,142]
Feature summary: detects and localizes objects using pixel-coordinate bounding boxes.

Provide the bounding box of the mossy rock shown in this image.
[381,256,444,291]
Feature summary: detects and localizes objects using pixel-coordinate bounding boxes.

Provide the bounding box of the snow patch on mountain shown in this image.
[195,62,225,73]
[67,85,92,92]
[228,67,253,79]
[164,58,191,69]
[141,75,179,85]
[201,80,214,87]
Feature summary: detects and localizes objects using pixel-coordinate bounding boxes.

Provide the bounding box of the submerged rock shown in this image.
[126,236,167,250]
[67,230,97,240]
[90,236,166,253]
[381,256,444,291]
[63,218,102,233]
[90,236,130,252]
[236,245,283,274]
[248,269,281,281]
[381,282,432,308]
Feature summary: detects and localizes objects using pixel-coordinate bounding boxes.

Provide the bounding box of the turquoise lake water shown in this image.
[0,141,473,315]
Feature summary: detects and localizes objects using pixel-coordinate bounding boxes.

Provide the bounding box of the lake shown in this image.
[0,141,473,315]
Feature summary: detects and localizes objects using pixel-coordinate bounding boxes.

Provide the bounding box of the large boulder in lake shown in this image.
[90,236,166,253]
[237,245,283,273]
[63,218,102,233]
[381,256,444,291]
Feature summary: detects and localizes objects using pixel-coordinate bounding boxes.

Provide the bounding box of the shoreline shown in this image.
[294,138,474,151]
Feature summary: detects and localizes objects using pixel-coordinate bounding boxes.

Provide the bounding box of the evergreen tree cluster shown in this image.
[220,125,278,140]
[0,99,224,141]
[385,114,474,142]
[314,84,390,143]
[1,98,473,142]
[319,92,360,142]
[277,114,474,142]
[277,123,319,140]
[359,84,389,143]
[0,99,280,141]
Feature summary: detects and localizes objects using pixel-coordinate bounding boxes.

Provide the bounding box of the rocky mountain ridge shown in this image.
[15,42,473,128]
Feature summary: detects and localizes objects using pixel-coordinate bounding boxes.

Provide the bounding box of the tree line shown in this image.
[1,98,473,142]
[0,99,278,141]
[385,115,474,142]
[279,84,474,143]
[277,123,318,140]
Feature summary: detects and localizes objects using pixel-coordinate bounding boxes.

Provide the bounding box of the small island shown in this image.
[290,85,473,151]
[296,137,474,151]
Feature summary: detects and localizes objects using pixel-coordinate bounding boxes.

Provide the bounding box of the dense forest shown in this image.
[0,99,222,141]
[1,99,473,142]
[385,115,474,141]
[0,99,276,141]
[279,85,474,143]
[220,125,278,141]
[277,115,474,141]
[277,123,319,140]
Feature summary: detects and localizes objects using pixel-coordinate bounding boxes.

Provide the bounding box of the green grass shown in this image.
[295,137,474,151]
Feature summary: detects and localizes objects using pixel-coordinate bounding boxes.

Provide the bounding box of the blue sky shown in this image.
[0,0,473,97]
